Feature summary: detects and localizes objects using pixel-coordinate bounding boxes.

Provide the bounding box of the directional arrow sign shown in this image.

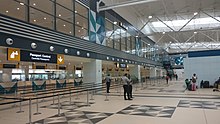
[57,54,64,64]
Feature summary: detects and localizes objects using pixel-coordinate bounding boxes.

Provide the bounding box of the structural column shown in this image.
[150,67,156,78]
[130,65,141,82]
[83,60,102,85]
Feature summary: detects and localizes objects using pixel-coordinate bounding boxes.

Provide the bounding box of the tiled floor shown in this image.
[0,80,220,124]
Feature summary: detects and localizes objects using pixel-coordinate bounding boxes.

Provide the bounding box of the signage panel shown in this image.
[119,63,127,68]
[20,50,57,63]
[57,54,64,65]
[7,48,20,61]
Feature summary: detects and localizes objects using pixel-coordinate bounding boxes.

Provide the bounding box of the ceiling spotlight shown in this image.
[20,2,24,5]
[76,22,79,24]
[33,19,36,22]
[58,14,61,17]
[69,31,72,34]
[148,15,153,19]
[81,27,84,29]
[163,32,165,34]
[17,8,20,10]
[44,17,47,20]
[78,30,81,32]
[33,3,36,6]
[194,31,197,34]
[194,12,198,15]
[136,36,138,38]
[113,21,117,24]
[148,44,150,45]
[75,11,77,13]
[170,41,172,43]
[63,24,66,27]
[6,10,9,13]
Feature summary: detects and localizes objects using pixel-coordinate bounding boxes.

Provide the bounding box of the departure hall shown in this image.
[0,0,220,124]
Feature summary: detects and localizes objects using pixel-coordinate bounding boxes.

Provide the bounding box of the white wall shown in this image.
[184,56,220,85]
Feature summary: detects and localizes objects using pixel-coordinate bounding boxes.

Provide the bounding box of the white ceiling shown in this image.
[102,0,220,53]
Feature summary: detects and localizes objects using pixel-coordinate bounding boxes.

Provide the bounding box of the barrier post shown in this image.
[16,97,24,113]
[28,98,32,124]
[69,88,72,105]
[104,92,109,101]
[75,86,80,100]
[51,88,55,105]
[34,92,41,115]
[90,82,94,100]
[58,93,61,116]
[86,89,90,106]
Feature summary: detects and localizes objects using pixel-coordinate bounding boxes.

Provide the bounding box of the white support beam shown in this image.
[178,12,198,32]
[199,32,218,42]
[99,0,157,12]
[155,35,165,44]
[155,16,176,32]
[202,11,220,23]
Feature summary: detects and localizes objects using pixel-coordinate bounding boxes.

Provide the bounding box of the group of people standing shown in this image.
[105,73,133,100]
[185,73,197,91]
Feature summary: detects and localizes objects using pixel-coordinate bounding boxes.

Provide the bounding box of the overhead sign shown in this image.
[7,49,64,64]
[7,48,20,61]
[57,54,64,65]
[119,63,127,68]
[20,50,57,63]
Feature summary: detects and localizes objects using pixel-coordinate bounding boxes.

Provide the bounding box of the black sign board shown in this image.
[20,50,57,63]
[119,63,127,68]
[36,65,46,69]
[3,64,16,68]
[59,66,66,70]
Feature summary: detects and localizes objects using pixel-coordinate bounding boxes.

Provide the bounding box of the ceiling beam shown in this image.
[98,0,157,12]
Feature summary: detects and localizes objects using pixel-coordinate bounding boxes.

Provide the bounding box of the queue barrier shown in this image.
[0,82,17,94]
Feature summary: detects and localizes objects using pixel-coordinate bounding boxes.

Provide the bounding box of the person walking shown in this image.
[166,74,169,84]
[122,73,132,100]
[105,74,111,93]
[128,74,133,99]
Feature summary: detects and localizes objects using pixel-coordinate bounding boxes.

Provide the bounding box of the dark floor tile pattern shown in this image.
[117,104,176,118]
[41,101,95,110]
[178,100,220,110]
[33,110,113,124]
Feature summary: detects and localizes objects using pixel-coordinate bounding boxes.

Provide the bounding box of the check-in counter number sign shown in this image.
[57,54,64,64]
[7,48,20,61]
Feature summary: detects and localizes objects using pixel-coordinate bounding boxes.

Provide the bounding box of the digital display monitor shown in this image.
[119,63,127,68]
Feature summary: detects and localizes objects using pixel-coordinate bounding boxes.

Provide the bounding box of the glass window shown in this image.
[30,8,53,29]
[30,0,53,14]
[56,19,73,35]
[0,0,25,21]
[56,0,73,10]
[121,36,126,52]
[75,2,88,18]
[126,36,131,53]
[131,36,136,54]
[106,36,114,48]
[56,4,73,23]
[75,25,88,39]
[75,14,88,30]
[114,40,120,50]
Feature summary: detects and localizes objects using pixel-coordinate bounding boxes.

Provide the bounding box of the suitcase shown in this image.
[203,81,209,88]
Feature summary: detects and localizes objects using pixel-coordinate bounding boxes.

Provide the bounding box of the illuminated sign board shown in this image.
[119,63,127,68]
[20,50,57,63]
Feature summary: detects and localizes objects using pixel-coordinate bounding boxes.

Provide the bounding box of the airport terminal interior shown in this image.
[0,0,220,124]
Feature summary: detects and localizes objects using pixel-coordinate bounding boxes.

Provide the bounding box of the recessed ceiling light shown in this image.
[148,15,153,19]
[69,31,72,34]
[81,27,84,29]
[63,24,66,27]
[194,12,198,15]
[34,19,36,22]
[163,32,165,34]
[113,21,117,24]
[194,31,197,34]
[75,11,77,13]
[33,3,36,6]
[76,22,79,24]
[44,17,47,20]
[78,30,81,32]
[170,41,172,43]
[20,2,24,5]
[17,8,20,10]
[148,44,150,45]
[136,36,138,38]
[6,10,9,13]
[58,14,61,17]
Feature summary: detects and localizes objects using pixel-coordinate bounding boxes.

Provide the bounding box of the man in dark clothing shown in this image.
[122,73,132,100]
[105,74,111,93]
